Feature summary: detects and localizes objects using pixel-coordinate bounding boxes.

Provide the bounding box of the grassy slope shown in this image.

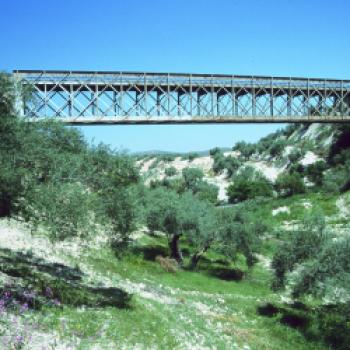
[31,190,337,350]
[37,246,323,350]
[2,190,342,349]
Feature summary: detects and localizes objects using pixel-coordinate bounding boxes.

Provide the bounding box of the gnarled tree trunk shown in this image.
[169,234,183,264]
[189,243,211,270]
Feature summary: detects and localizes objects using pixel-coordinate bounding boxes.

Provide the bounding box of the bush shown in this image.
[159,154,176,162]
[305,160,327,187]
[288,149,304,163]
[209,147,222,157]
[155,256,178,273]
[195,181,219,204]
[328,124,350,163]
[275,172,306,197]
[212,153,241,177]
[187,152,199,161]
[105,187,139,251]
[291,235,350,301]
[212,152,226,174]
[271,211,327,291]
[323,164,350,193]
[182,167,204,191]
[225,156,241,177]
[269,139,287,158]
[227,167,273,203]
[0,73,140,252]
[289,162,305,174]
[217,203,266,267]
[165,166,177,177]
[20,183,99,241]
[232,141,255,160]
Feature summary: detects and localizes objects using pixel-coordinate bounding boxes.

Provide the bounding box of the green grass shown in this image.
[29,237,326,350]
[255,192,338,226]
[4,192,342,349]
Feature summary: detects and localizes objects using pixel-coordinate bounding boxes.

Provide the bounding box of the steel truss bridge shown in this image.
[14,70,350,124]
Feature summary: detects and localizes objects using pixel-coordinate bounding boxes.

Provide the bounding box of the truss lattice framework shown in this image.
[13,70,350,124]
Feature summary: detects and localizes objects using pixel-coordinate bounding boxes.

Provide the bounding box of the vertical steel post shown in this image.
[135,92,139,116]
[252,77,256,117]
[68,84,73,117]
[217,93,220,116]
[144,73,148,117]
[287,78,292,116]
[91,86,96,116]
[113,90,117,116]
[341,80,344,118]
[307,79,310,118]
[211,75,214,116]
[270,77,274,117]
[189,75,193,116]
[156,90,161,117]
[197,91,201,116]
[231,76,235,116]
[119,72,124,116]
[167,74,170,116]
[44,83,47,118]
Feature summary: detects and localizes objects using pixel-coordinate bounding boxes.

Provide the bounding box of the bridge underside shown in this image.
[14,70,350,124]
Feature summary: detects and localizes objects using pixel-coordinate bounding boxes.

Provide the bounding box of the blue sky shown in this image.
[1,0,349,152]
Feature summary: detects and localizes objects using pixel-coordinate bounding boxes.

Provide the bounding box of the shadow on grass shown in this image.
[257,301,350,349]
[0,248,131,309]
[131,245,169,261]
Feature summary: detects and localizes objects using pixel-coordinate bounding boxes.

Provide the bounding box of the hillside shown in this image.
[136,123,336,202]
[1,102,350,349]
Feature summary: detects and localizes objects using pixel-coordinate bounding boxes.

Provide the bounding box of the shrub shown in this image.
[322,162,350,193]
[195,181,219,204]
[187,152,199,161]
[305,160,327,186]
[225,156,241,177]
[182,167,204,191]
[159,154,176,162]
[227,167,273,203]
[212,153,241,176]
[275,172,306,197]
[232,141,255,160]
[144,188,182,261]
[178,192,218,269]
[291,235,350,301]
[289,162,305,174]
[288,149,304,163]
[209,147,222,157]
[105,186,139,252]
[20,183,99,241]
[212,153,226,174]
[217,203,266,267]
[328,124,350,163]
[269,139,287,158]
[155,255,178,273]
[165,166,177,177]
[271,211,327,290]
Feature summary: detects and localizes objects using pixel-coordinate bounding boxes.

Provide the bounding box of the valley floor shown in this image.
[1,191,342,350]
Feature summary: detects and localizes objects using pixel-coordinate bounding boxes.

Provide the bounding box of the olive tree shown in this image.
[271,211,327,290]
[217,203,266,268]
